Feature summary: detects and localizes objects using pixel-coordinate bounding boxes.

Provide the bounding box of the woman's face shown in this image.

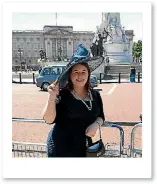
[70,64,89,88]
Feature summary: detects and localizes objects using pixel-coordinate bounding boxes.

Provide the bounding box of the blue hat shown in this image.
[57,44,104,88]
[70,44,90,63]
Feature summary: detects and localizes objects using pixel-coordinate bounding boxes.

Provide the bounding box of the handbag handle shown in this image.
[96,122,102,140]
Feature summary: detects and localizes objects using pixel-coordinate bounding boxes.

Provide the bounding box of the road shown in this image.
[12,83,142,149]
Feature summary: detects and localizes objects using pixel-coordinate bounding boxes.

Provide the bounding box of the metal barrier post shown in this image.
[19,73,22,84]
[12,141,47,158]
[130,123,142,157]
[103,122,125,157]
[33,73,35,84]
[138,72,140,83]
[100,73,102,84]
[118,73,121,83]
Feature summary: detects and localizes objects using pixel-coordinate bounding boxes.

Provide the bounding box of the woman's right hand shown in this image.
[47,82,59,100]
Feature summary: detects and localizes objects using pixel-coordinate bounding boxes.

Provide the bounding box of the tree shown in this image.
[132,40,142,63]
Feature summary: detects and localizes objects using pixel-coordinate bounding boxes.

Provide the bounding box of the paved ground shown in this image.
[12,83,142,151]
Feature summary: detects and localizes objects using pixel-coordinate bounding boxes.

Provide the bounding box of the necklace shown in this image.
[72,90,92,111]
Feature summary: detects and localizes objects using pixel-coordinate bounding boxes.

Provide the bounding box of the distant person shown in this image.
[130,66,136,82]
[39,66,42,74]
[131,66,136,75]
[57,68,61,75]
[51,68,56,74]
[106,57,109,64]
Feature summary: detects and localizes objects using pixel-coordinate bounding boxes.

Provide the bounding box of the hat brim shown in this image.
[57,56,104,89]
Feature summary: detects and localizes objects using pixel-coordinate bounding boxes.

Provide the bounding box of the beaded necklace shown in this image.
[72,90,92,111]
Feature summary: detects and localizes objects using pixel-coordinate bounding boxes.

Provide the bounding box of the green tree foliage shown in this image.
[132,40,142,63]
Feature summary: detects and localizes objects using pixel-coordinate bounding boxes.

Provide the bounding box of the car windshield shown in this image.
[42,66,66,75]
[43,68,51,75]
[51,66,66,75]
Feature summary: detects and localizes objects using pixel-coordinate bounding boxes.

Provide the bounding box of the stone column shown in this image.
[55,39,57,58]
[47,38,51,58]
[50,39,52,58]
[45,38,48,57]
[67,37,73,59]
[51,38,56,59]
[61,38,67,58]
[129,39,133,57]
[60,38,63,57]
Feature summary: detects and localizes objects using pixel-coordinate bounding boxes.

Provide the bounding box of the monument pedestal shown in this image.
[104,42,132,63]
[97,13,133,64]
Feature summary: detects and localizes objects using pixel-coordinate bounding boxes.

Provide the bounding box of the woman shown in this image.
[43,45,105,157]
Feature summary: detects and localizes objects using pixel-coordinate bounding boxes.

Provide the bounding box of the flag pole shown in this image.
[56,13,57,26]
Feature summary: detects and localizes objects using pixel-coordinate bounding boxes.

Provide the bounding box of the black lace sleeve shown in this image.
[52,89,69,124]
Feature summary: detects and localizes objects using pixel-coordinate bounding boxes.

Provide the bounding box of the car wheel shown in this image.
[42,82,50,91]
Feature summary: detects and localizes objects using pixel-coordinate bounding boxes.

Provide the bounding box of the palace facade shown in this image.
[12,25,133,68]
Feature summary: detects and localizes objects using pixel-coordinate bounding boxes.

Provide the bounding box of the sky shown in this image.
[12,12,142,42]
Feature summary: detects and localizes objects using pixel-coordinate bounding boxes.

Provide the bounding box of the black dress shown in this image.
[46,88,105,157]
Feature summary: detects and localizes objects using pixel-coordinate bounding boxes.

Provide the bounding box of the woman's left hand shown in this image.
[85,122,99,137]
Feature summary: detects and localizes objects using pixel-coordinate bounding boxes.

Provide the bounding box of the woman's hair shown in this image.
[65,62,91,90]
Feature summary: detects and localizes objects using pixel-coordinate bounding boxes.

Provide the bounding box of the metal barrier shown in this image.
[12,141,46,158]
[12,118,46,158]
[12,118,142,158]
[102,122,124,157]
[12,117,45,123]
[99,72,142,84]
[129,123,142,157]
[12,72,142,84]
[12,73,36,84]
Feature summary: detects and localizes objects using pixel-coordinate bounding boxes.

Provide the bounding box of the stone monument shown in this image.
[98,13,132,63]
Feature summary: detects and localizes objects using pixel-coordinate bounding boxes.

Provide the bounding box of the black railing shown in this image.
[99,72,142,84]
[12,72,142,84]
[12,72,36,84]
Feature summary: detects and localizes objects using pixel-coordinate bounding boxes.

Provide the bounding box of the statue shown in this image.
[90,13,131,63]
[99,26,112,43]
[39,49,46,60]
[106,13,120,27]
[121,27,127,42]
[97,33,104,56]
[100,13,127,43]
[90,27,106,57]
[90,43,98,57]
[97,13,132,63]
[90,24,112,57]
[90,27,99,57]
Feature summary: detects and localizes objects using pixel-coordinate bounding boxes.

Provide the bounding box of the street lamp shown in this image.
[18,48,23,71]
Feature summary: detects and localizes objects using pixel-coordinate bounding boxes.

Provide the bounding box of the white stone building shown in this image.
[12,25,133,69]
[12,26,94,68]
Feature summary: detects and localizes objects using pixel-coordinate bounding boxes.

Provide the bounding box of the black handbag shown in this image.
[86,123,105,157]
